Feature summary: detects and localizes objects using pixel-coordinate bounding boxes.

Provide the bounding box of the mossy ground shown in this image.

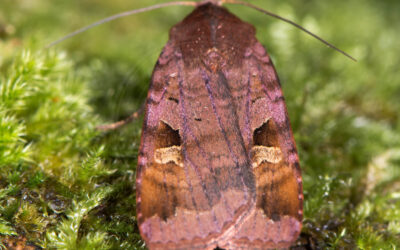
[1,0,400,249]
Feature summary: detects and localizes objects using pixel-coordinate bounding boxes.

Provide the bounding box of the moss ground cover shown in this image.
[0,0,400,248]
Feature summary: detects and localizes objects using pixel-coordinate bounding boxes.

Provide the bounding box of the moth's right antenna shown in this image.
[45,1,197,49]
[224,0,357,62]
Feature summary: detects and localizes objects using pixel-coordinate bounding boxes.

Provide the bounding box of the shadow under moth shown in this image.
[50,0,355,249]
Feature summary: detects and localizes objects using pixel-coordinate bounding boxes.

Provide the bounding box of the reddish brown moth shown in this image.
[49,1,355,249]
[137,3,303,249]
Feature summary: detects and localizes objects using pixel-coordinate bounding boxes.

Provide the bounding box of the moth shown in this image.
[136,2,303,249]
[49,0,354,249]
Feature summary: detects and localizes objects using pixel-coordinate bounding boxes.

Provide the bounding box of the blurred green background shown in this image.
[1,0,399,249]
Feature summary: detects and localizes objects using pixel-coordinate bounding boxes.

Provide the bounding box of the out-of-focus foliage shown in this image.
[0,0,399,248]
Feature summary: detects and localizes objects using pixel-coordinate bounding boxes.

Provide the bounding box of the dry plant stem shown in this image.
[96,105,145,131]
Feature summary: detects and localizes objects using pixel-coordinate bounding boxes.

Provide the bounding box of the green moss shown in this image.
[46,187,113,249]
[0,51,141,248]
[1,0,400,249]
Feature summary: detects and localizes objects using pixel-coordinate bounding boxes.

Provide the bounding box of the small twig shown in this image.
[96,105,145,131]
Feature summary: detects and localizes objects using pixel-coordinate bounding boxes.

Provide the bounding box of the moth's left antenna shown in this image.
[45,1,197,48]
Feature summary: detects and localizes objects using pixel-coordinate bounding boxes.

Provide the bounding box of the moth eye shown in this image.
[251,119,282,167]
[154,121,182,167]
